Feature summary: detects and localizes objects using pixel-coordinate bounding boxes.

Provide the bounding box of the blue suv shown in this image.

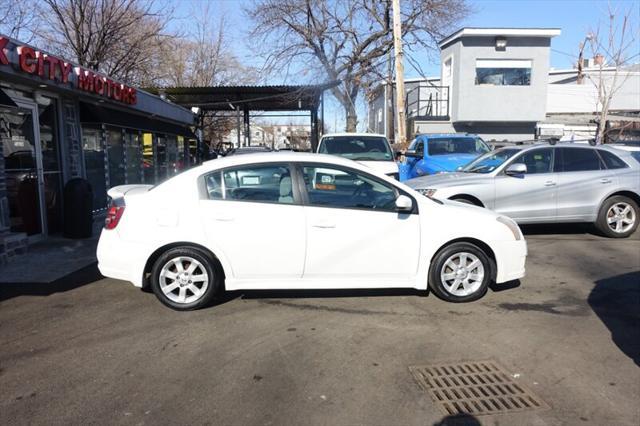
[405,134,491,178]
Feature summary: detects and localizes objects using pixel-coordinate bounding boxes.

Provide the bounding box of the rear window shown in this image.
[319,136,392,161]
[427,137,490,156]
[598,150,629,169]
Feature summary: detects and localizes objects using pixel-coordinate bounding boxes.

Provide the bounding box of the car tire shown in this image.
[428,242,491,303]
[595,196,639,238]
[150,247,221,310]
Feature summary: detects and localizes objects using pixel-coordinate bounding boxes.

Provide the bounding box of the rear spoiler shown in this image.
[107,185,154,200]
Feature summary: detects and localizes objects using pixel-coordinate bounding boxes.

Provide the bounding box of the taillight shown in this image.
[104,200,125,230]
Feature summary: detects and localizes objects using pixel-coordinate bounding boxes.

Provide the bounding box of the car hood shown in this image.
[358,160,399,175]
[405,172,492,189]
[428,153,479,171]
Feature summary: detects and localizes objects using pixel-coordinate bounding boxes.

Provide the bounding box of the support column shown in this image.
[310,106,319,152]
[243,108,251,147]
[235,106,241,148]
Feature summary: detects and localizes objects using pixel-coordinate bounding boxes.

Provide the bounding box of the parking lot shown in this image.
[1,225,638,426]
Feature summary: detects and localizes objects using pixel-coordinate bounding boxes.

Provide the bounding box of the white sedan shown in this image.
[97,153,527,310]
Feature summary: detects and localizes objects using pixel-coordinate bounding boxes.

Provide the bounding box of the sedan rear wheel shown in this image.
[429,242,491,302]
[151,247,220,310]
[596,196,639,238]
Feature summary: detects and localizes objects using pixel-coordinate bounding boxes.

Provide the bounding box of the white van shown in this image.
[317,133,399,179]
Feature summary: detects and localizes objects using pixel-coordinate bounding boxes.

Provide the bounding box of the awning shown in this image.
[0,88,19,109]
[79,102,196,138]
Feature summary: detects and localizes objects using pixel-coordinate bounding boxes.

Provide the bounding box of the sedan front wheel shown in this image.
[429,242,491,302]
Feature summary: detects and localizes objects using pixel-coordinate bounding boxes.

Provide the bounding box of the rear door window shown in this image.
[555,148,603,172]
[205,164,294,204]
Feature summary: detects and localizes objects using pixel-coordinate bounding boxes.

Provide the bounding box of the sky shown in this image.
[171,0,640,130]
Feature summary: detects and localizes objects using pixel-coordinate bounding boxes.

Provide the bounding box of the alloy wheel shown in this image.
[606,202,636,234]
[440,252,485,297]
[159,256,209,304]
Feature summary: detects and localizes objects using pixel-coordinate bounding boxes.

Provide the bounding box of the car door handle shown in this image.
[600,178,612,184]
[544,181,556,187]
[311,222,336,229]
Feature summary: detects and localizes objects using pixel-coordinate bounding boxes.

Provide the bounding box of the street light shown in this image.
[577,33,594,85]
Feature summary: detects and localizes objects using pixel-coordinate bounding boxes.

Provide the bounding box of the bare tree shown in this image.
[37,0,174,84]
[586,4,638,143]
[247,0,468,132]
[0,0,40,42]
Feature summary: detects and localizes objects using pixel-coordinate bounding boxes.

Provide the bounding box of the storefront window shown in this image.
[125,130,142,184]
[37,96,63,234]
[1,107,41,235]
[166,135,178,177]
[177,136,186,171]
[107,128,125,187]
[82,126,107,211]
[156,134,168,180]
[142,133,155,184]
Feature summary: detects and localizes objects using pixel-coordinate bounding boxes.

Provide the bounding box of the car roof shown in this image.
[417,133,479,139]
[320,132,387,139]
[197,151,372,173]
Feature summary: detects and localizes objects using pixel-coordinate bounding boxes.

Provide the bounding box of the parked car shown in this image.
[97,152,527,310]
[317,133,399,179]
[405,143,640,238]
[405,134,491,178]
[223,146,272,156]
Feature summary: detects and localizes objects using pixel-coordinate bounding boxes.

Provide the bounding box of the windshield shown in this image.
[462,148,520,173]
[630,151,640,163]
[427,137,490,156]
[319,136,393,161]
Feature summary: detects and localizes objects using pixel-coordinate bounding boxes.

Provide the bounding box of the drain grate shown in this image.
[409,360,548,416]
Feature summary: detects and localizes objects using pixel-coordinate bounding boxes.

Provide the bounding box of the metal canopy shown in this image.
[146,82,339,111]
[145,82,339,152]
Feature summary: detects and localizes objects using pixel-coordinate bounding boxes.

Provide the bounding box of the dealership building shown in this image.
[0,34,196,262]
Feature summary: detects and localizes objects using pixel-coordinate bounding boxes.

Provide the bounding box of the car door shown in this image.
[554,147,616,221]
[198,163,306,279]
[494,147,558,222]
[298,163,420,280]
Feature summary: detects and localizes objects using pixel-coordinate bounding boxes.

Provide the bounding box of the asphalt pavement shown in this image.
[1,224,639,426]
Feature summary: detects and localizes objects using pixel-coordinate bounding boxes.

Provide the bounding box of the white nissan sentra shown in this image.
[97,152,527,310]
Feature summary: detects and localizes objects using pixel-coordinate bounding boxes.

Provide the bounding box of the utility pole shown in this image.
[385,0,394,144]
[391,0,407,147]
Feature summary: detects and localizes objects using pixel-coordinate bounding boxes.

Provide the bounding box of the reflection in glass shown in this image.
[107,128,125,187]
[38,96,63,233]
[1,108,42,235]
[156,134,167,180]
[82,127,107,211]
[142,133,154,184]
[125,131,142,184]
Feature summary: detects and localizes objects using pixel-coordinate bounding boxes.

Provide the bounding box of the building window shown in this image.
[475,59,532,86]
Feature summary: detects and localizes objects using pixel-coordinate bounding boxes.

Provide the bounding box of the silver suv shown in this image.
[405,143,640,238]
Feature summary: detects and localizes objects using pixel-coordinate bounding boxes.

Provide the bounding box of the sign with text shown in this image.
[0,35,137,105]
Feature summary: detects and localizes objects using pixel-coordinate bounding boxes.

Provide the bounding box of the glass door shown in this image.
[37,96,64,234]
[1,102,43,236]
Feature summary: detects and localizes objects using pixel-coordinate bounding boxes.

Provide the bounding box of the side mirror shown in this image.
[505,163,527,176]
[395,194,413,212]
[405,150,422,158]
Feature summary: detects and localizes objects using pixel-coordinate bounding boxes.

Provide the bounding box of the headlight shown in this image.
[416,188,437,197]
[497,216,523,240]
